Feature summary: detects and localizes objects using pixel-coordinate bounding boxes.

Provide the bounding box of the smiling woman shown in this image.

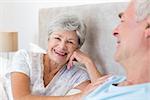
[4,14,101,100]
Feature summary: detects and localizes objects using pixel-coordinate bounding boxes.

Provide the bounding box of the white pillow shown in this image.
[0,57,9,77]
[29,43,46,53]
[0,77,8,100]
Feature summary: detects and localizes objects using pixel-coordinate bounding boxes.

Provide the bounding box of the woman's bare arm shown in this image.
[11,72,82,100]
[67,50,102,83]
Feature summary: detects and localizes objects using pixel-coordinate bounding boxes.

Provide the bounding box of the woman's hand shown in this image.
[67,49,102,83]
[67,49,92,69]
[81,75,111,96]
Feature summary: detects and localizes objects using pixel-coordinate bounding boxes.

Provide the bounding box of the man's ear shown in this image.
[145,17,150,39]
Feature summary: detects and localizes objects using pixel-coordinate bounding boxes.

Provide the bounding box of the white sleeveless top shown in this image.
[5,49,90,100]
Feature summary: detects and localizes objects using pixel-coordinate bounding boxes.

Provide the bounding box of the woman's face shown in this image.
[47,31,78,66]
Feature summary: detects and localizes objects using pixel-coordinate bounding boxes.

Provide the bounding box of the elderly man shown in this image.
[83,0,150,99]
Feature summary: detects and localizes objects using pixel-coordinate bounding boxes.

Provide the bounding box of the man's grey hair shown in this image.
[48,14,86,48]
[135,0,150,21]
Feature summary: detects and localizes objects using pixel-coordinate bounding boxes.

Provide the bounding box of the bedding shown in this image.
[0,76,7,100]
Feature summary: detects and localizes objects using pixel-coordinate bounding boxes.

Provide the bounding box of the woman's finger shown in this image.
[83,75,112,95]
[89,74,112,88]
[93,74,112,83]
[67,54,75,69]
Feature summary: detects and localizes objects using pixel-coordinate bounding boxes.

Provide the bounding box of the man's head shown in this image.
[113,0,150,65]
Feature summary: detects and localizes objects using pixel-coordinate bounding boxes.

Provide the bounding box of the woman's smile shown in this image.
[53,48,67,57]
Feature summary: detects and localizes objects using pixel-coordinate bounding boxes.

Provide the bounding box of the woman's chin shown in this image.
[52,58,67,66]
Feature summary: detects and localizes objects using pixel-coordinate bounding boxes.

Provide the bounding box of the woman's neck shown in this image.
[43,54,62,87]
[43,54,60,72]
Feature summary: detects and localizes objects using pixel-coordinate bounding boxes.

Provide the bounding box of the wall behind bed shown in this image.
[0,0,129,76]
[39,2,128,75]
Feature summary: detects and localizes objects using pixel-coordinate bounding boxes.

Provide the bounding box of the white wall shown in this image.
[0,0,129,49]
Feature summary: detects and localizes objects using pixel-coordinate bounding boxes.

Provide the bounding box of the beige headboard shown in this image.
[39,2,128,75]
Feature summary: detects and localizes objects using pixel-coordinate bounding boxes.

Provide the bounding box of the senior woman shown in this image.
[5,14,101,100]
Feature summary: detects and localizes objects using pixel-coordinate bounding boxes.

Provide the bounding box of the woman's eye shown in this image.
[67,41,74,44]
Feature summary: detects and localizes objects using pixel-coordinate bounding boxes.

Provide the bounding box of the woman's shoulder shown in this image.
[15,49,43,58]
[13,49,30,60]
[64,63,90,84]
[73,62,87,70]
[69,62,88,75]
[60,63,88,76]
[15,49,28,55]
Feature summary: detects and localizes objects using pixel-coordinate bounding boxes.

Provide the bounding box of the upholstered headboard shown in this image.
[39,2,128,75]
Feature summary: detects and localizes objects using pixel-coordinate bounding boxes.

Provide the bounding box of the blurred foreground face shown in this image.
[113,0,147,63]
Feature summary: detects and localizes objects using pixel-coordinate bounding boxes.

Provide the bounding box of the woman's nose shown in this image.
[59,41,67,50]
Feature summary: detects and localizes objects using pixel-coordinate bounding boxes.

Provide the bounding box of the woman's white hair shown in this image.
[135,0,150,21]
[48,14,86,48]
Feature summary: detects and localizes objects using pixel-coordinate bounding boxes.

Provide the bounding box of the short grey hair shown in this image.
[48,14,87,48]
[135,0,150,21]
